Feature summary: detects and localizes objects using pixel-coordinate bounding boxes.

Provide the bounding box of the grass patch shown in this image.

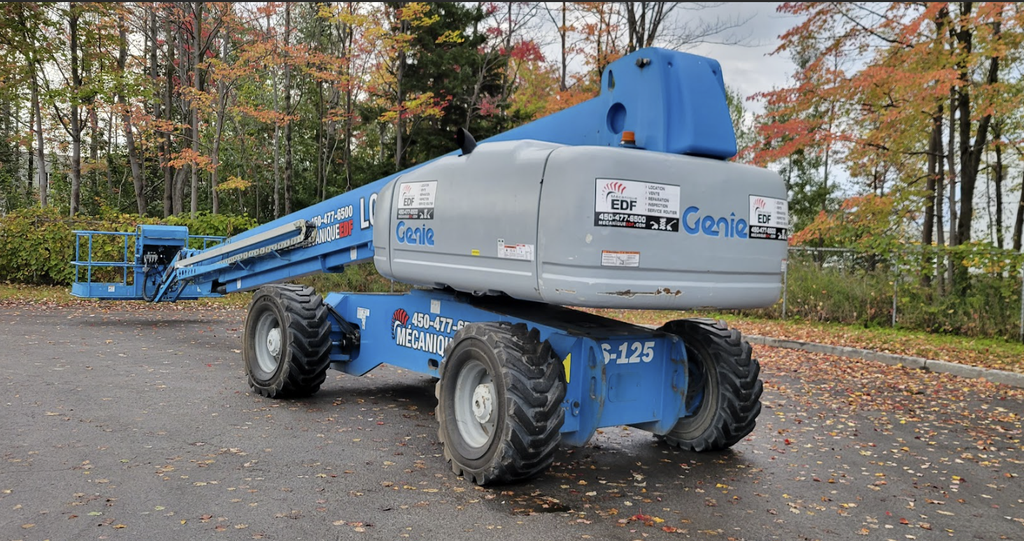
[720,313,1024,373]
[4,279,1020,374]
[0,283,79,304]
[295,263,411,298]
[583,308,1024,374]
[0,282,251,309]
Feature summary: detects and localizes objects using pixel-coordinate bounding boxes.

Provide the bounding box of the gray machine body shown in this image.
[372,140,788,310]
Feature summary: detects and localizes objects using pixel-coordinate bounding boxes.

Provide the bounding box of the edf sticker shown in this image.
[397,181,437,220]
[747,196,789,240]
[594,179,680,232]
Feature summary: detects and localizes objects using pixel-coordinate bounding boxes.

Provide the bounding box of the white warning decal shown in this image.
[601,250,640,267]
[497,239,534,261]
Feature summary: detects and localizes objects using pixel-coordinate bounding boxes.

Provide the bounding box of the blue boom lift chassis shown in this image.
[71,48,775,485]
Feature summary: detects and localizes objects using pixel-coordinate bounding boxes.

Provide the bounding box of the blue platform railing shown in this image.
[71,228,225,300]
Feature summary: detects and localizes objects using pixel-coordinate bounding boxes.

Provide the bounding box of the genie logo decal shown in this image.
[395,220,435,245]
[391,308,410,339]
[682,206,748,239]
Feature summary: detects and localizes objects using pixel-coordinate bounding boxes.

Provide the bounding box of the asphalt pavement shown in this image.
[1,305,1022,541]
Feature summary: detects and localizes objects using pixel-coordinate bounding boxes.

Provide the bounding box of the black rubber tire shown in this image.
[658,318,762,452]
[142,267,161,302]
[435,322,566,486]
[243,284,332,398]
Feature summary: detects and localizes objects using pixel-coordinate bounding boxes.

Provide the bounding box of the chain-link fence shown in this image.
[760,246,1024,342]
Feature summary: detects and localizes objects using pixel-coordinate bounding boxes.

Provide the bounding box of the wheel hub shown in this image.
[266,327,282,358]
[253,312,283,376]
[452,360,497,451]
[471,383,494,424]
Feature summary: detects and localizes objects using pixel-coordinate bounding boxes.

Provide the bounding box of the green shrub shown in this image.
[297,262,411,296]
[739,248,1024,340]
[165,211,257,239]
[0,208,258,286]
[0,207,77,285]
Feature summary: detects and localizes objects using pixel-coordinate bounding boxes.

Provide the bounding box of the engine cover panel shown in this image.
[374,140,788,310]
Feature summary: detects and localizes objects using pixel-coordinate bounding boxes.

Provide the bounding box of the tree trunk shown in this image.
[269,9,281,218]
[1012,169,1024,252]
[211,37,228,215]
[190,1,203,219]
[931,5,949,290]
[69,4,82,217]
[283,2,293,215]
[626,2,640,52]
[105,110,113,195]
[317,79,325,201]
[173,167,187,215]
[234,116,250,215]
[118,15,146,216]
[946,88,957,287]
[935,102,946,294]
[30,68,47,207]
[89,105,99,200]
[26,137,34,205]
[174,27,187,215]
[954,14,999,292]
[993,129,1004,249]
[922,109,940,287]
[391,4,412,168]
[395,46,405,170]
[560,3,567,91]
[923,112,939,248]
[156,6,173,218]
[955,63,995,250]
[343,7,353,192]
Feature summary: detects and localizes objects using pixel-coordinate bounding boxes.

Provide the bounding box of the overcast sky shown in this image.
[685,2,803,114]
[535,3,804,115]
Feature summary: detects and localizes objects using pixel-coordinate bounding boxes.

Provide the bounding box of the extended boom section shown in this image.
[70,48,785,485]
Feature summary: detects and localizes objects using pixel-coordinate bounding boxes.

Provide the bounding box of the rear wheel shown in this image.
[243,284,332,398]
[436,322,565,485]
[659,318,762,451]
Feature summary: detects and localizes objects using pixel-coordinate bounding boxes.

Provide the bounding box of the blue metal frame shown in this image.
[325,289,691,446]
[71,226,226,300]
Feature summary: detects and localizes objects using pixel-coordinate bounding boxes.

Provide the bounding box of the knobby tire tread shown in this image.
[436,322,565,485]
[245,284,331,399]
[659,318,762,452]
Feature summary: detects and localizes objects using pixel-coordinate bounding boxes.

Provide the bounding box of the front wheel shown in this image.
[436,322,565,486]
[659,318,762,452]
[243,284,332,398]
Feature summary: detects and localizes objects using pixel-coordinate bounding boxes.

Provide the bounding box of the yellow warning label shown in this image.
[471,249,480,256]
[562,353,571,383]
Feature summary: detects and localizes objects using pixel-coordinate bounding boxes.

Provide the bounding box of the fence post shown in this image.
[892,256,898,328]
[781,256,788,319]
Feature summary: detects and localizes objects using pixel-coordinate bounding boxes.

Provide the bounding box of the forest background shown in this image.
[2,2,1024,340]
